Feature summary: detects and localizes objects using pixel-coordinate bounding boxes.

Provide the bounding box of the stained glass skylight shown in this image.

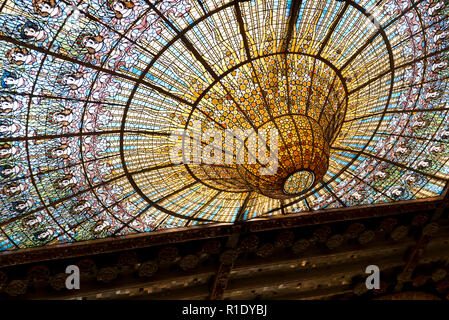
[0,0,448,251]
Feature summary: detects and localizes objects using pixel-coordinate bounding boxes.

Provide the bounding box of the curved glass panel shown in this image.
[0,0,448,251]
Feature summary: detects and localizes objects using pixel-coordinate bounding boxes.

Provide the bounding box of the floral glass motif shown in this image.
[284,170,315,195]
[0,0,448,251]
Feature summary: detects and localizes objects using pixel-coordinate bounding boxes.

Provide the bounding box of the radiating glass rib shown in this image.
[317,2,349,56]
[331,146,447,182]
[114,181,201,232]
[321,182,346,207]
[340,0,426,71]
[21,9,78,242]
[349,47,449,96]
[74,7,173,232]
[59,0,158,58]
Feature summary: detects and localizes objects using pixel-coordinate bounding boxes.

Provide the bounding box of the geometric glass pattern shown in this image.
[0,0,448,251]
[284,170,315,195]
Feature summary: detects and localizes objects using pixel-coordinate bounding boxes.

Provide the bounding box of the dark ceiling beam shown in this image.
[375,292,442,300]
[209,261,234,300]
[6,228,449,300]
[218,231,449,300]
[209,234,239,300]
[395,228,435,291]
[394,198,443,292]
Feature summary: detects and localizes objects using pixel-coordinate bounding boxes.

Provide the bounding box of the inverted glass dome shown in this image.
[0,0,448,251]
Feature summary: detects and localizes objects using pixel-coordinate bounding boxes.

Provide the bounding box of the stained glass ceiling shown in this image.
[0,0,448,252]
